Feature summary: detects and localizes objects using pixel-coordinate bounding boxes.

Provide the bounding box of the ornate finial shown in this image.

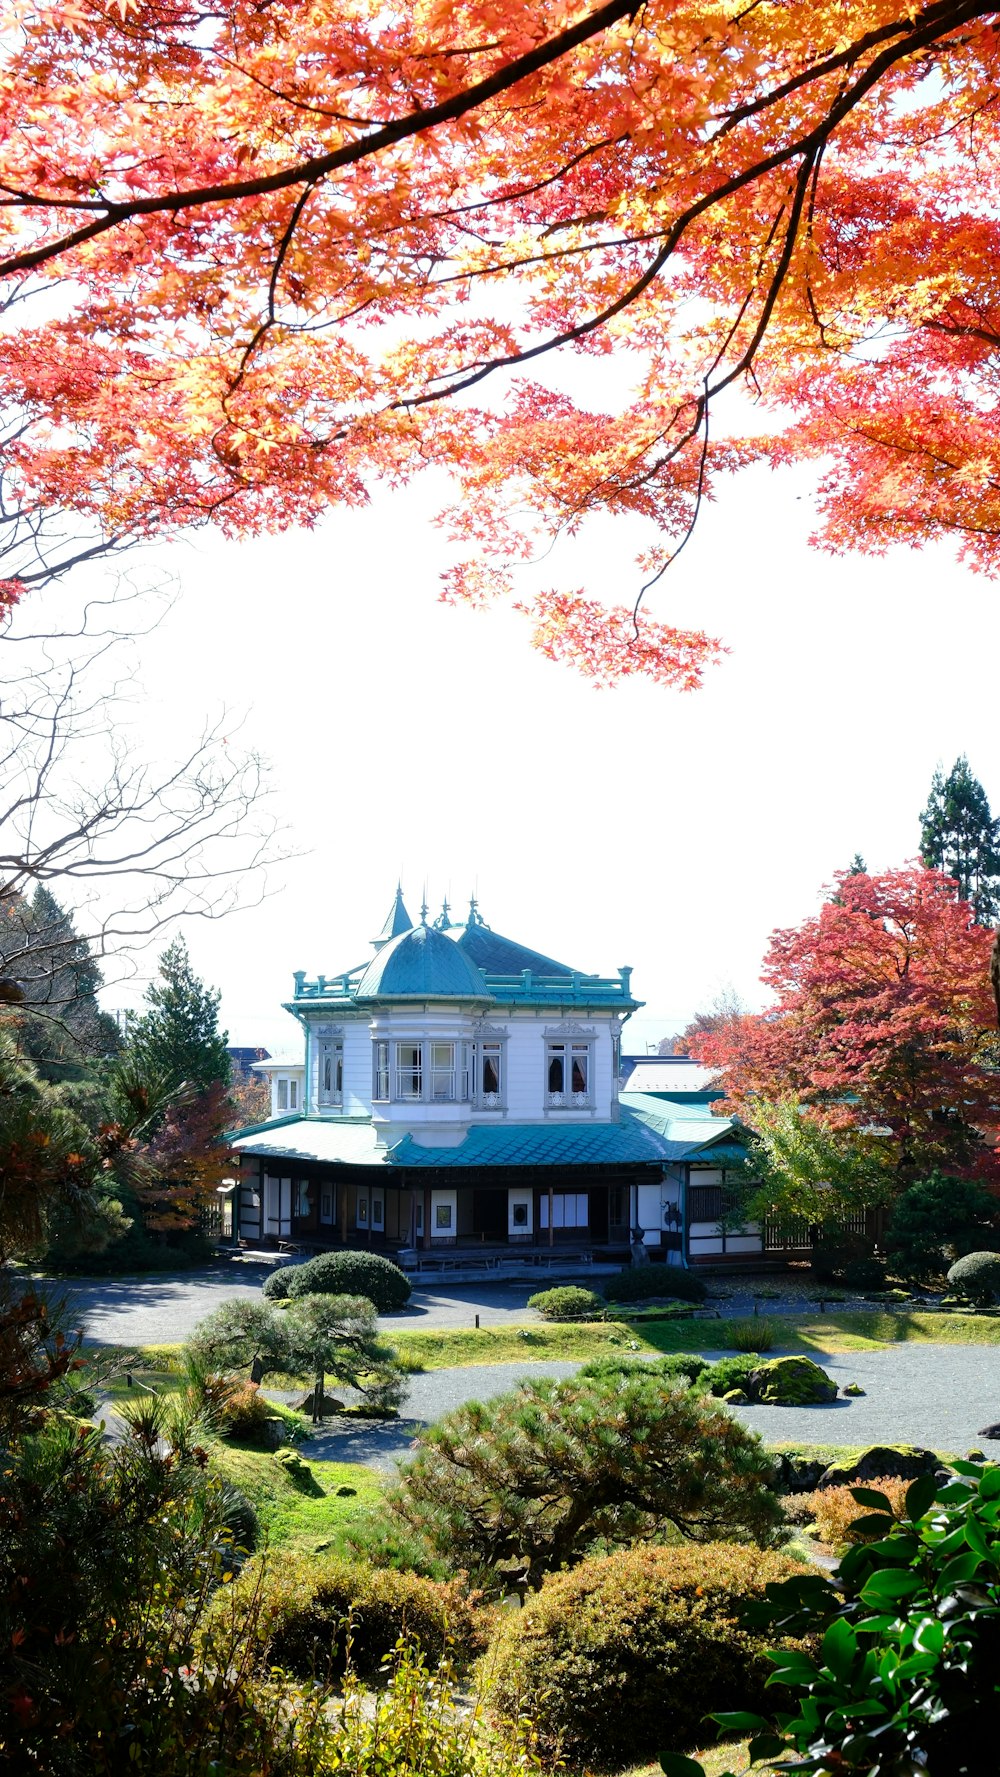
[434,897,452,931]
[467,894,484,927]
[420,888,429,926]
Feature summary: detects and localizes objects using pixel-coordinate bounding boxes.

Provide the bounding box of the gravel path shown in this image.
[49,1268,545,1346]
[292,1346,1000,1472]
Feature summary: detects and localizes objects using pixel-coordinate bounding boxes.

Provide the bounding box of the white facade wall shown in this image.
[297,1004,622,1134]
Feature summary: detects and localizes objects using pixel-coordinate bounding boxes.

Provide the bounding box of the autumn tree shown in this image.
[691,865,1000,1188]
[0,5,999,681]
[920,757,1000,925]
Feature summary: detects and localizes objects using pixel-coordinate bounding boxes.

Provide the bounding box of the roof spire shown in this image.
[467,893,484,927]
[371,884,413,950]
[434,896,452,930]
[419,886,429,926]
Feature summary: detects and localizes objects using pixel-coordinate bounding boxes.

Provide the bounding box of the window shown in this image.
[373,1040,390,1101]
[546,1042,590,1106]
[318,1039,343,1107]
[435,1202,453,1230]
[320,1187,334,1225]
[357,1195,369,1227]
[539,1192,589,1229]
[289,1078,298,1111]
[430,1042,456,1102]
[478,1041,503,1106]
[415,1199,424,1236]
[396,1042,422,1101]
[277,1077,288,1111]
[296,1180,311,1217]
[372,1193,384,1229]
[689,1184,724,1222]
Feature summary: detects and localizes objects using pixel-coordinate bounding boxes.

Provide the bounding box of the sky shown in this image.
[52,439,998,1064]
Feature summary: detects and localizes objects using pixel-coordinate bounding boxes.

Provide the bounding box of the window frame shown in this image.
[545,1039,593,1108]
[317,1037,344,1108]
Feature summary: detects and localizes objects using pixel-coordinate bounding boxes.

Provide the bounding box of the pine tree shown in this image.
[920,758,1000,924]
[1,887,120,1078]
[129,936,230,1093]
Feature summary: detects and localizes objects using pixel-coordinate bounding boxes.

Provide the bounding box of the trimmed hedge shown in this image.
[483,1541,805,1768]
[262,1267,294,1300]
[527,1286,605,1321]
[217,1555,485,1681]
[947,1250,1000,1306]
[601,1265,706,1304]
[285,1250,411,1311]
[579,1352,711,1389]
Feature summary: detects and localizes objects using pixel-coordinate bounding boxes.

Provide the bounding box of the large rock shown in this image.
[818,1445,940,1488]
[292,1390,345,1418]
[748,1356,838,1406]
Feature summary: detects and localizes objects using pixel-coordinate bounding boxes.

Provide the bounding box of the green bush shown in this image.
[809,1233,871,1283]
[216,1380,275,1441]
[664,1459,1000,1777]
[602,1265,706,1303]
[386,1370,784,1593]
[484,1541,805,1768]
[286,1249,411,1311]
[947,1249,1000,1306]
[218,1554,486,1681]
[526,1285,605,1320]
[887,1172,1000,1281]
[727,1316,776,1352]
[843,1255,887,1291]
[747,1355,837,1405]
[579,1352,711,1389]
[262,1266,294,1300]
[703,1353,762,1397]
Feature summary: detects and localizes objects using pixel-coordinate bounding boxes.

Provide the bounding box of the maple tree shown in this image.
[0,1,996,681]
[691,865,1000,1184]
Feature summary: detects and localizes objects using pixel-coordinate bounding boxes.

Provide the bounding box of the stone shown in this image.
[841,1383,866,1397]
[819,1445,939,1488]
[293,1390,345,1417]
[978,1422,1000,1440]
[748,1356,838,1406]
[335,1485,357,1497]
[721,1388,749,1405]
[259,1416,287,1451]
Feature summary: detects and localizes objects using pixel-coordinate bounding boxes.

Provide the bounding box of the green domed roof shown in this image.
[354,924,492,1002]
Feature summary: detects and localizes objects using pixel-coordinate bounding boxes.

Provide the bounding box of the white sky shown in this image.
[59,448,997,1061]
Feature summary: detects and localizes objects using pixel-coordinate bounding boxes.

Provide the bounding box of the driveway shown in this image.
[43,1265,544,1348]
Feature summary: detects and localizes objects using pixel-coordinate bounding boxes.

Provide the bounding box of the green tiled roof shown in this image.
[394,1112,675,1168]
[621,1091,738,1161]
[449,923,577,978]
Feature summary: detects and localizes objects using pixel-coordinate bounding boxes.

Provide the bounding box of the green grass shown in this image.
[617,1743,750,1777]
[209,1442,384,1558]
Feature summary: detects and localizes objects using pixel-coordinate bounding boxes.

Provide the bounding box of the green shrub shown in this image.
[887,1172,1000,1281]
[703,1353,762,1397]
[602,1265,706,1303]
[484,1541,805,1768]
[947,1249,1000,1306]
[664,1460,1000,1777]
[286,1249,411,1311]
[262,1266,294,1300]
[843,1255,887,1291]
[216,1380,274,1441]
[747,1355,837,1405]
[526,1285,605,1320]
[386,1371,784,1593]
[727,1316,776,1352]
[579,1351,711,1389]
[218,1554,486,1681]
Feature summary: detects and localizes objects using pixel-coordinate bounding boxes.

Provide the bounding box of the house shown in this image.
[227,1045,272,1079]
[228,890,683,1259]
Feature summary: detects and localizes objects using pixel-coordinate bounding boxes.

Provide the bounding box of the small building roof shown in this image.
[372,885,413,949]
[232,1110,682,1170]
[621,1058,721,1096]
[621,1090,739,1161]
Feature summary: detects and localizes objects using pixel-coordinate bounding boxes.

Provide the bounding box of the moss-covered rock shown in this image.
[841,1383,866,1397]
[818,1445,939,1488]
[722,1388,750,1405]
[747,1356,838,1406]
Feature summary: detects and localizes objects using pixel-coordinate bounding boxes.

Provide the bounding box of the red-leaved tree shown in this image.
[692,866,1000,1185]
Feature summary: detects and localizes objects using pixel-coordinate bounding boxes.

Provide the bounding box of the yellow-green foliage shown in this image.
[208,1444,382,1558]
[483,1542,806,1770]
[807,1476,912,1550]
[214,1552,489,1681]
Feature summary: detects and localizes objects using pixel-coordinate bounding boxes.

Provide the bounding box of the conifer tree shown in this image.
[129,937,230,1094]
[920,758,1000,925]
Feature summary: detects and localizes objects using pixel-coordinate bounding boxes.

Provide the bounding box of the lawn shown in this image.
[209,1442,384,1558]
[620,1743,749,1777]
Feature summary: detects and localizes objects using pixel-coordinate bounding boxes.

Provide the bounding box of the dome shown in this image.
[354,924,492,1001]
